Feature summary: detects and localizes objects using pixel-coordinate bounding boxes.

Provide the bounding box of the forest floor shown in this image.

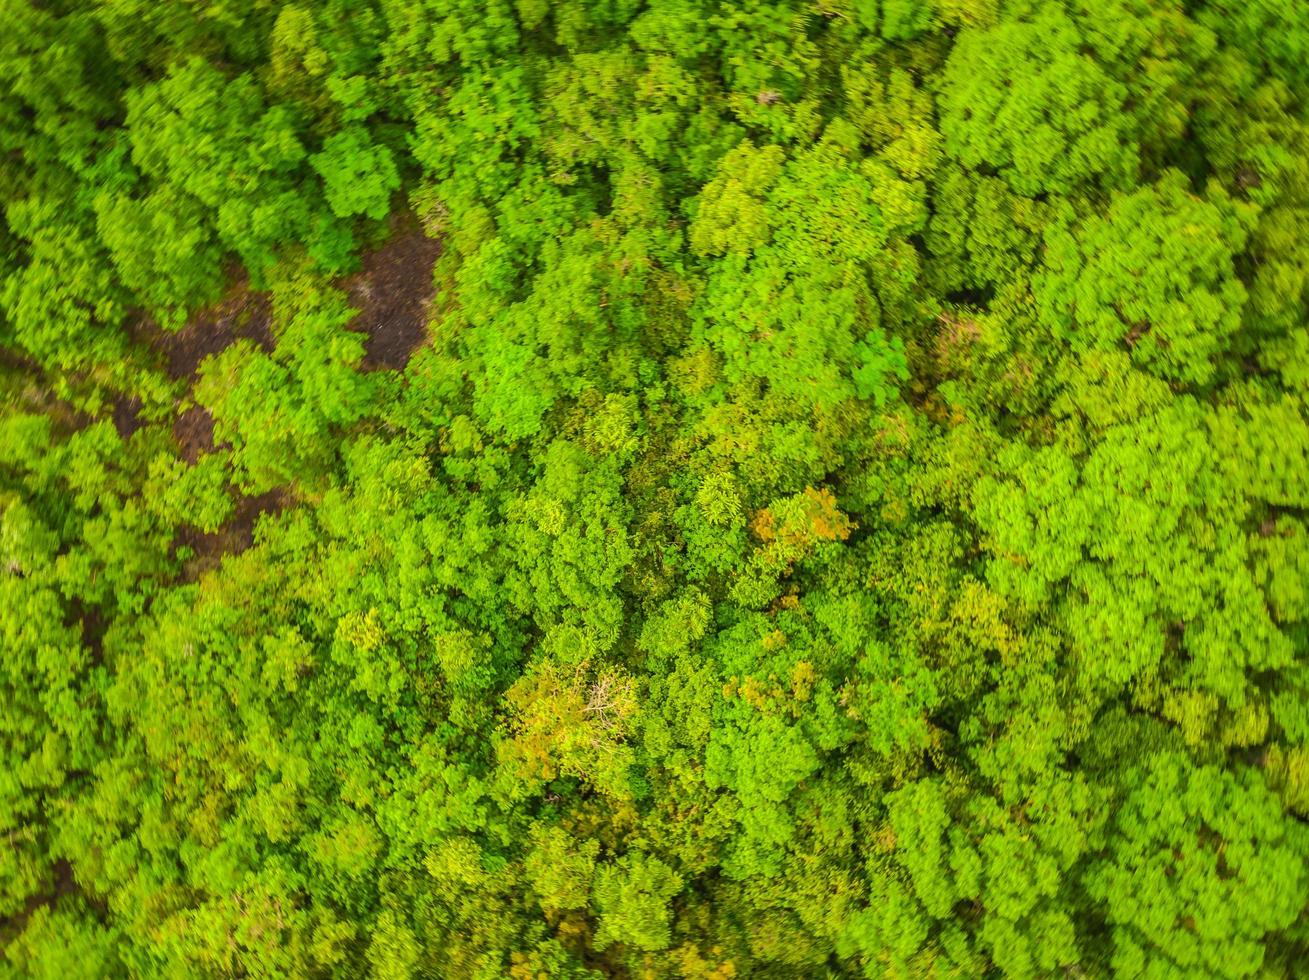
[159,278,275,383]
[344,220,442,371]
[121,274,273,452]
[138,222,441,569]
[0,859,83,949]
[174,487,292,581]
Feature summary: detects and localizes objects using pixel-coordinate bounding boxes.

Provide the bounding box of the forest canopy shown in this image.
[2,0,1309,977]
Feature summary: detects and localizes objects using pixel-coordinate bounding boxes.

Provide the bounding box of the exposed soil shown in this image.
[172,404,216,464]
[130,221,438,393]
[0,859,79,945]
[67,600,107,666]
[131,279,274,385]
[1,346,100,438]
[111,395,143,439]
[124,223,439,575]
[173,488,288,581]
[343,224,442,370]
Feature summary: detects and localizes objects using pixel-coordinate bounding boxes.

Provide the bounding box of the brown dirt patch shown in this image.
[344,224,441,371]
[129,220,439,389]
[0,859,79,944]
[123,221,438,516]
[65,600,107,666]
[126,280,271,459]
[132,281,274,384]
[173,405,217,464]
[1,347,103,438]
[111,395,143,439]
[173,488,288,581]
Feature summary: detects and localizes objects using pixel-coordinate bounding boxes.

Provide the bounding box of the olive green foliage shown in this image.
[2,0,1309,977]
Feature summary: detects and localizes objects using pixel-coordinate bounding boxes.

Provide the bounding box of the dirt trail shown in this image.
[0,859,80,946]
[173,488,289,580]
[127,278,274,460]
[154,282,274,383]
[137,221,439,387]
[343,224,442,370]
[133,223,439,569]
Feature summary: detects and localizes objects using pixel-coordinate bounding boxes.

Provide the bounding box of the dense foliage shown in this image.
[3,0,1309,976]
